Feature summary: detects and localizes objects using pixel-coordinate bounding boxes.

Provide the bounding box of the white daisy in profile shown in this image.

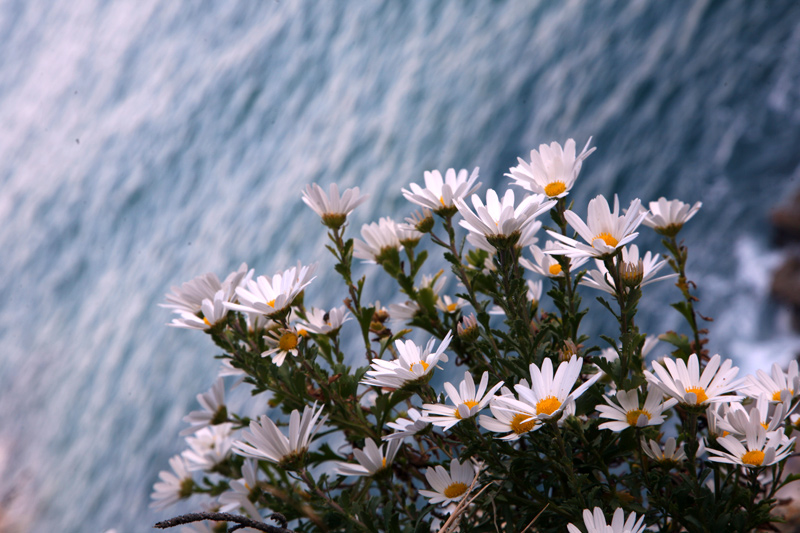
[436,294,467,314]
[641,437,687,466]
[493,356,602,423]
[421,371,504,431]
[644,353,742,407]
[296,306,352,335]
[520,241,589,278]
[262,326,303,367]
[161,263,250,316]
[387,300,422,322]
[182,423,235,472]
[150,454,194,510]
[579,245,677,294]
[361,332,452,389]
[740,361,800,403]
[567,507,647,533]
[707,417,795,468]
[383,408,429,441]
[642,197,702,236]
[597,388,677,432]
[301,182,368,229]
[547,194,646,259]
[506,138,596,198]
[488,280,543,316]
[168,289,231,330]
[233,403,326,468]
[710,394,789,438]
[419,458,476,505]
[226,263,317,318]
[402,167,481,215]
[219,458,261,519]
[456,189,556,253]
[353,217,404,264]
[181,377,228,435]
[334,438,401,477]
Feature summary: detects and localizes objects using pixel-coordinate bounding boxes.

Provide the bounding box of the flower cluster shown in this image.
[152,138,799,533]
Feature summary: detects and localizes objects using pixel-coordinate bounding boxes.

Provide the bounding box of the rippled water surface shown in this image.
[1,1,800,531]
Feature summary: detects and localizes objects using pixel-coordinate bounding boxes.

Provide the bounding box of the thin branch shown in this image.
[154,512,294,533]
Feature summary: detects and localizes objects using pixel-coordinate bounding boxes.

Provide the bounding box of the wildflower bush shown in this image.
[152,139,800,533]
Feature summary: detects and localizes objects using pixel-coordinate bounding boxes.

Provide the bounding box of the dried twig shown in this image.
[154,511,294,533]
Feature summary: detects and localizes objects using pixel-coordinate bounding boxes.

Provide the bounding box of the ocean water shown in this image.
[1,1,800,531]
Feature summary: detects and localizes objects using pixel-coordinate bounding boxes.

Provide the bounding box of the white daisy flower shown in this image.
[361,332,452,389]
[520,241,589,278]
[219,458,261,519]
[383,408,429,441]
[168,289,230,330]
[579,245,677,294]
[353,217,403,264]
[644,353,743,407]
[296,306,351,335]
[150,454,193,510]
[567,507,647,533]
[262,326,303,367]
[600,335,661,364]
[334,438,401,477]
[419,458,476,505]
[479,386,576,440]
[597,388,678,432]
[506,138,596,198]
[641,437,688,466]
[181,378,228,436]
[233,403,326,467]
[301,183,368,229]
[226,263,317,318]
[387,300,421,322]
[493,356,602,423]
[547,195,646,259]
[707,416,795,468]
[488,279,543,316]
[162,263,250,316]
[182,423,235,472]
[421,371,504,431]
[642,197,702,236]
[436,294,467,314]
[402,167,481,215]
[710,395,789,439]
[740,361,800,403]
[456,189,556,253]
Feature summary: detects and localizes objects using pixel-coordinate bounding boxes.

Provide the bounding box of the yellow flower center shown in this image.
[381,458,387,468]
[454,400,480,420]
[447,303,458,312]
[772,389,794,402]
[439,196,446,205]
[203,317,211,326]
[443,482,468,499]
[510,413,537,434]
[544,181,567,197]
[536,396,562,416]
[267,299,276,308]
[279,332,299,352]
[742,450,765,466]
[592,232,618,248]
[626,409,652,426]
[410,361,429,374]
[684,386,708,404]
[761,422,769,430]
[548,263,563,275]
[298,329,308,337]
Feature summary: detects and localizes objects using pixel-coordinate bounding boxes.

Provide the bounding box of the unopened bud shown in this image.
[621,259,644,288]
[457,313,480,342]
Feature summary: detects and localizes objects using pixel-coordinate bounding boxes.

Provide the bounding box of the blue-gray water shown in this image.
[1,1,800,531]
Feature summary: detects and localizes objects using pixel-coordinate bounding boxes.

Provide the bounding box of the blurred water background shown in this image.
[2,1,800,531]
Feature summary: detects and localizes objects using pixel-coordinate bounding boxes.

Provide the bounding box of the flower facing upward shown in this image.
[493,356,602,424]
[361,332,452,389]
[353,217,403,264]
[644,353,742,407]
[579,245,677,294]
[334,438,401,477]
[225,263,317,319]
[419,459,476,505]
[479,385,576,440]
[707,416,795,468]
[301,182,369,229]
[456,189,556,253]
[597,388,677,432]
[402,167,481,215]
[642,197,702,236]
[641,437,688,466]
[262,326,303,367]
[567,507,647,533]
[421,371,504,431]
[233,403,325,468]
[547,194,646,259]
[506,138,596,198]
